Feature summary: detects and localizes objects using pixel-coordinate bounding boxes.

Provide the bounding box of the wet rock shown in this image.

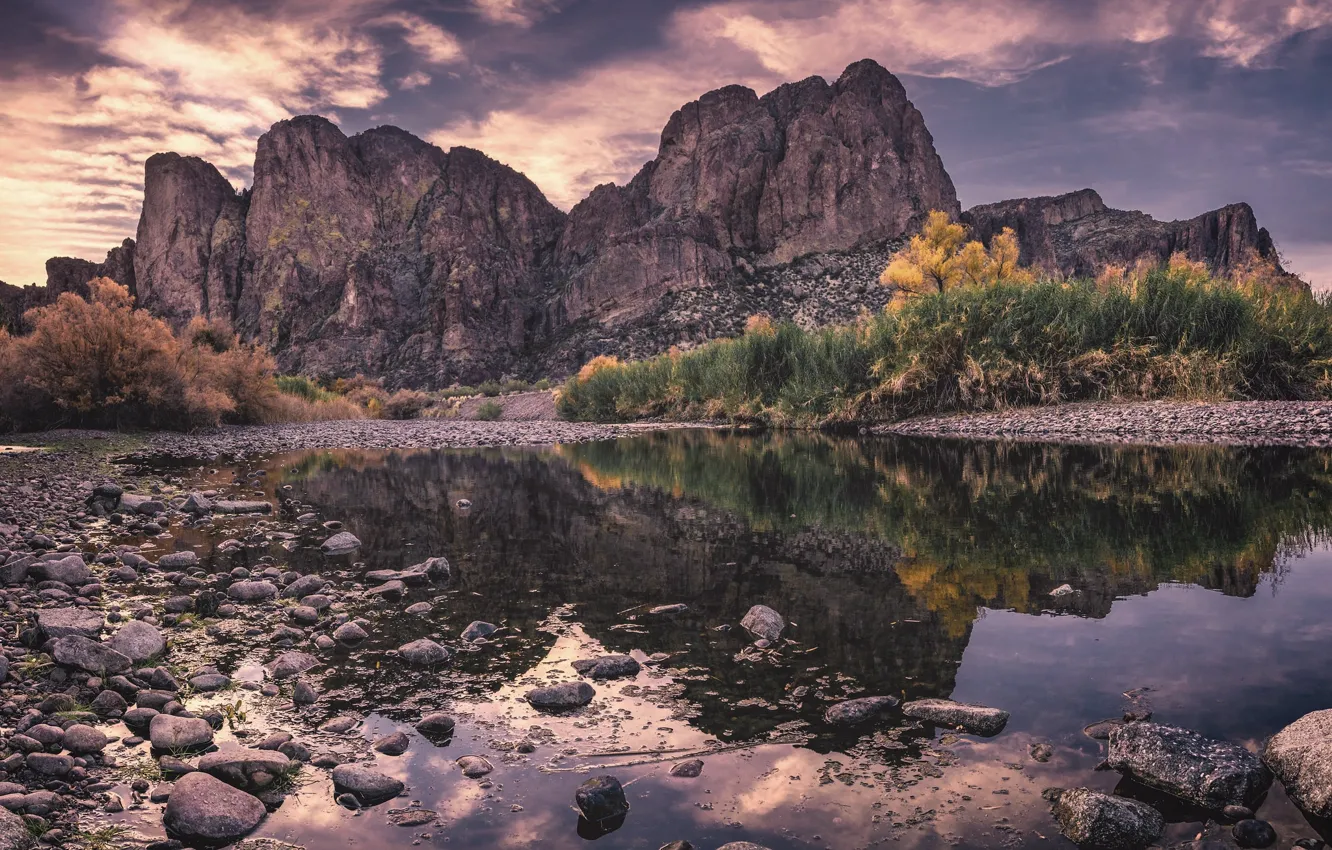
[36,607,103,639]
[572,654,641,679]
[659,844,695,850]
[1223,805,1254,821]
[213,500,272,515]
[320,532,361,555]
[61,724,107,755]
[740,604,785,641]
[1085,719,1126,740]
[266,651,318,679]
[1263,709,1332,818]
[1053,787,1164,850]
[575,775,629,824]
[228,580,277,602]
[1231,819,1276,848]
[164,772,266,845]
[398,639,448,665]
[150,715,214,752]
[416,713,455,743]
[526,682,595,711]
[1031,743,1055,763]
[460,621,498,642]
[405,602,433,615]
[189,673,231,692]
[50,636,131,675]
[649,604,687,614]
[198,749,291,792]
[902,699,1011,737]
[669,759,704,778]
[108,620,166,663]
[331,764,403,806]
[319,716,359,734]
[333,622,368,643]
[1106,723,1272,811]
[374,733,410,756]
[824,696,899,725]
[292,680,317,706]
[456,756,493,778]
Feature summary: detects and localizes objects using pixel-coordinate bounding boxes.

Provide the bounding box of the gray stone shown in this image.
[740,604,784,641]
[24,753,73,777]
[575,775,628,823]
[266,651,318,679]
[902,699,1010,737]
[213,500,272,515]
[150,714,214,752]
[1053,787,1164,850]
[416,713,455,743]
[824,696,899,725]
[199,748,291,792]
[456,756,493,777]
[50,636,131,674]
[189,673,231,692]
[181,492,213,515]
[282,574,325,598]
[61,724,107,755]
[228,580,277,602]
[320,532,361,555]
[1107,722,1272,811]
[374,732,410,756]
[460,621,498,642]
[0,806,32,849]
[36,607,103,639]
[527,682,595,711]
[164,772,266,845]
[572,654,641,679]
[398,639,448,665]
[670,759,704,778]
[33,555,93,586]
[108,620,166,663]
[158,551,198,569]
[1263,708,1332,818]
[331,764,403,805]
[333,622,368,643]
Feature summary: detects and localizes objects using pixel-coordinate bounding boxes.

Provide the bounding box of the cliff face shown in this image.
[1,240,137,332]
[20,59,1296,383]
[555,59,959,326]
[961,189,1287,279]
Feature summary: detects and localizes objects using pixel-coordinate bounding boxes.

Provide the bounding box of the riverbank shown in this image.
[879,400,1332,446]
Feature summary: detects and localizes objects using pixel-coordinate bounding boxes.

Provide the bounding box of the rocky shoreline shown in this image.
[879,400,1332,447]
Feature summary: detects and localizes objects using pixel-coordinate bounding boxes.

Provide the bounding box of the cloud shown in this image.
[471,0,559,27]
[371,11,465,64]
[431,0,1332,212]
[397,70,433,90]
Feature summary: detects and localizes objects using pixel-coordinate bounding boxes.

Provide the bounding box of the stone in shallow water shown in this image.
[1231,819,1277,848]
[669,759,704,778]
[416,713,455,744]
[1263,709,1332,818]
[824,696,899,725]
[1053,787,1164,850]
[572,655,641,679]
[740,604,784,642]
[164,772,266,845]
[456,756,493,777]
[460,621,498,642]
[1107,722,1272,811]
[374,732,410,756]
[320,532,361,555]
[319,716,360,734]
[575,775,628,823]
[331,764,403,806]
[198,748,291,792]
[398,639,448,665]
[902,699,1010,737]
[266,651,318,679]
[526,682,595,711]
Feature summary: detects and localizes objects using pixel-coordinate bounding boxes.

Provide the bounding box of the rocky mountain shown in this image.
[961,188,1288,280]
[11,59,1298,382]
[0,240,136,332]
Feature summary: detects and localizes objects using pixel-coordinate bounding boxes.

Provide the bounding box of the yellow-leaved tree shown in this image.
[880,211,1032,302]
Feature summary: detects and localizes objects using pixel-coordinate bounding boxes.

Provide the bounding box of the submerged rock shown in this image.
[740,605,785,642]
[331,764,403,805]
[572,654,641,679]
[164,772,266,845]
[1106,722,1272,811]
[527,682,595,711]
[902,699,1010,737]
[1263,708,1332,818]
[824,696,898,725]
[1053,787,1164,850]
[1232,819,1277,848]
[398,639,449,665]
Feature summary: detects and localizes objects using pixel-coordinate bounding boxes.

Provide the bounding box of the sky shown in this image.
[1,0,1330,289]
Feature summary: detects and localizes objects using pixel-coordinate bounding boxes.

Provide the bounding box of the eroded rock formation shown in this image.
[1,240,136,332]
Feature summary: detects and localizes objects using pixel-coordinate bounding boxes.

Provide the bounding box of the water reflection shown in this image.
[121,430,1332,849]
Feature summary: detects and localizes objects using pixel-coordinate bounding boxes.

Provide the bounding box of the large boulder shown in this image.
[163,772,266,845]
[902,699,1010,737]
[1053,787,1165,850]
[1263,709,1332,818]
[575,775,629,825]
[1106,723,1272,811]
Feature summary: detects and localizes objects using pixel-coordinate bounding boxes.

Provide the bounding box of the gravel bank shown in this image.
[880,401,1332,447]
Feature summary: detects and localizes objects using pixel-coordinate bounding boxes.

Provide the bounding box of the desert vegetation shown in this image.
[558,229,1332,426]
[0,279,552,432]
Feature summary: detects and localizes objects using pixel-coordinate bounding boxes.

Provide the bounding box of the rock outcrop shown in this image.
[554,59,958,327]
[961,189,1288,280]
[14,59,1296,383]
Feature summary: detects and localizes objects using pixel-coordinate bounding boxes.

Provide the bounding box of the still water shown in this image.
[117,431,1332,849]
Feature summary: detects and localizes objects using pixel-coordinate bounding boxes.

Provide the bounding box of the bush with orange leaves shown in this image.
[0,279,360,432]
[880,211,1032,301]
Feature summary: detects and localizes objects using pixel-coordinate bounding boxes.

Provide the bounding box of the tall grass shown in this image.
[557,261,1332,425]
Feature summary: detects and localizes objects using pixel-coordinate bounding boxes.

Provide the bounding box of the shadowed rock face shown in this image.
[1,239,136,332]
[555,59,959,326]
[961,189,1290,281]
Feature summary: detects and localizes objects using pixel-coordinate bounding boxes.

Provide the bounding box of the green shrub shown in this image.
[276,375,334,403]
[474,401,503,421]
[384,389,430,420]
[478,380,503,397]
